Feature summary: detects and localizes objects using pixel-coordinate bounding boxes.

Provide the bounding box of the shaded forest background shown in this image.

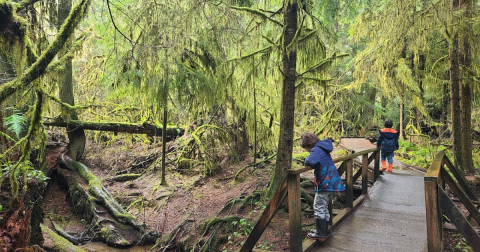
[0,0,480,251]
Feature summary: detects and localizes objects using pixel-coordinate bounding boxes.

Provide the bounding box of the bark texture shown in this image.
[266,1,297,199]
[58,0,86,161]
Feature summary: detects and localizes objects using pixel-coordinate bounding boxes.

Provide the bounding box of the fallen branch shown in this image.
[112,173,143,182]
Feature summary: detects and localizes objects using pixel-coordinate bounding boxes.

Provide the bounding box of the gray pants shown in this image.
[314,192,331,220]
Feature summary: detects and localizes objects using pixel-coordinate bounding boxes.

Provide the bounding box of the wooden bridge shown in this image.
[239,138,480,252]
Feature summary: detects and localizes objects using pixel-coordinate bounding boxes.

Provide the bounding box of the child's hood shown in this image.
[314,139,333,153]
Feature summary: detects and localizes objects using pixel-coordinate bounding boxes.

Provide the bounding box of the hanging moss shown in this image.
[0,0,27,76]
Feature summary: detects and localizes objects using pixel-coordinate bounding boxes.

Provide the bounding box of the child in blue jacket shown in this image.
[377,120,399,172]
[300,133,346,240]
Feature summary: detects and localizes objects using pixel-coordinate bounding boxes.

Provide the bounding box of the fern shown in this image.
[4,110,27,139]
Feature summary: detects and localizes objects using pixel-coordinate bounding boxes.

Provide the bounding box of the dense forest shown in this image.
[0,0,479,251]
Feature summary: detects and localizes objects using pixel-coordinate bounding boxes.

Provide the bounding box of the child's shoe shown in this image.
[387,163,393,172]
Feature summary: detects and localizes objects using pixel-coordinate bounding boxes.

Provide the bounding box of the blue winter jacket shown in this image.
[305,139,346,193]
[377,128,399,152]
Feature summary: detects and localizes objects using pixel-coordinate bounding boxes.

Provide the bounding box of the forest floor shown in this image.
[40,132,320,252]
[2,131,478,252]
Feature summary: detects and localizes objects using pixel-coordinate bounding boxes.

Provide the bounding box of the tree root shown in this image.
[237,191,262,213]
[41,224,85,252]
[57,154,155,246]
[50,219,82,245]
[62,154,143,230]
[233,153,277,181]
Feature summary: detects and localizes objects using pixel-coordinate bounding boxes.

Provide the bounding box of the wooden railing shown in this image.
[240,148,380,252]
[424,151,480,251]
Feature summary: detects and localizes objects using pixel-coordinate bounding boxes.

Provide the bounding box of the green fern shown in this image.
[4,110,27,139]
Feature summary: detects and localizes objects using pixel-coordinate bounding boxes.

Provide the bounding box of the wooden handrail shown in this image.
[424,151,480,252]
[241,148,380,252]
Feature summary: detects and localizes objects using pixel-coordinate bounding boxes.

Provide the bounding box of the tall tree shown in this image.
[58,0,86,160]
[458,0,474,172]
[265,0,298,199]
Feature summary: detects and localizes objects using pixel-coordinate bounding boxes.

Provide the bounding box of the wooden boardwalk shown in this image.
[309,167,428,251]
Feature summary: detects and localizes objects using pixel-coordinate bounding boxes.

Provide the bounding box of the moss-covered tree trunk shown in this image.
[58,0,85,161]
[266,0,297,199]
[459,0,473,173]
[449,32,463,170]
[58,154,154,246]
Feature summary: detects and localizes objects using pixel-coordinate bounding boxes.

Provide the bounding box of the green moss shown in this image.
[41,224,86,252]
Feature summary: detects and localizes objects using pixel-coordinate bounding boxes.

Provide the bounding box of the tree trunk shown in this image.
[459,0,473,173]
[58,0,86,161]
[0,0,92,103]
[449,32,463,169]
[440,78,449,139]
[266,1,297,199]
[43,119,184,137]
[400,98,404,140]
[160,49,168,185]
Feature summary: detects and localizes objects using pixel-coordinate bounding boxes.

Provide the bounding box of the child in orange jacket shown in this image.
[377,120,399,172]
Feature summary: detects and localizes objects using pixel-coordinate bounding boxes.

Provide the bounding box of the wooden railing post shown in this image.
[346,158,354,208]
[287,173,302,252]
[374,150,380,181]
[362,153,368,194]
[424,151,445,252]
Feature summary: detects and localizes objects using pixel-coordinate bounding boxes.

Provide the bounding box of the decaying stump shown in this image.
[0,198,47,252]
[56,154,156,246]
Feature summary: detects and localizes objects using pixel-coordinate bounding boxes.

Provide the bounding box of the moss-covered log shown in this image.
[44,119,184,138]
[57,154,154,246]
[41,224,85,252]
[112,173,143,182]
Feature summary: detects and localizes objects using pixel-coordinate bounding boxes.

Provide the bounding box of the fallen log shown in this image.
[43,119,184,138]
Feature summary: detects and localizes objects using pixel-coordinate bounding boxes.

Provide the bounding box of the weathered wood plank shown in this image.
[302,195,366,252]
[332,148,378,163]
[424,181,442,252]
[240,179,288,252]
[288,174,302,252]
[441,167,480,226]
[444,157,478,201]
[439,187,480,251]
[346,159,353,208]
[362,153,368,194]
[374,150,380,181]
[425,151,444,182]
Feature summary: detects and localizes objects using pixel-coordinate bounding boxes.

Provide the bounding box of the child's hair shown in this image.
[300,133,320,149]
[384,120,393,128]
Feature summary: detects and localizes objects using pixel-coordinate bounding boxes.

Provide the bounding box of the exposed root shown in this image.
[233,153,276,181]
[50,219,82,245]
[56,154,156,246]
[41,224,85,252]
[237,190,262,213]
[62,154,144,230]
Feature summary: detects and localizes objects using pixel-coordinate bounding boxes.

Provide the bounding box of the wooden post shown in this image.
[288,174,302,252]
[374,150,380,181]
[424,181,442,252]
[424,151,445,252]
[362,153,368,195]
[346,158,353,208]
